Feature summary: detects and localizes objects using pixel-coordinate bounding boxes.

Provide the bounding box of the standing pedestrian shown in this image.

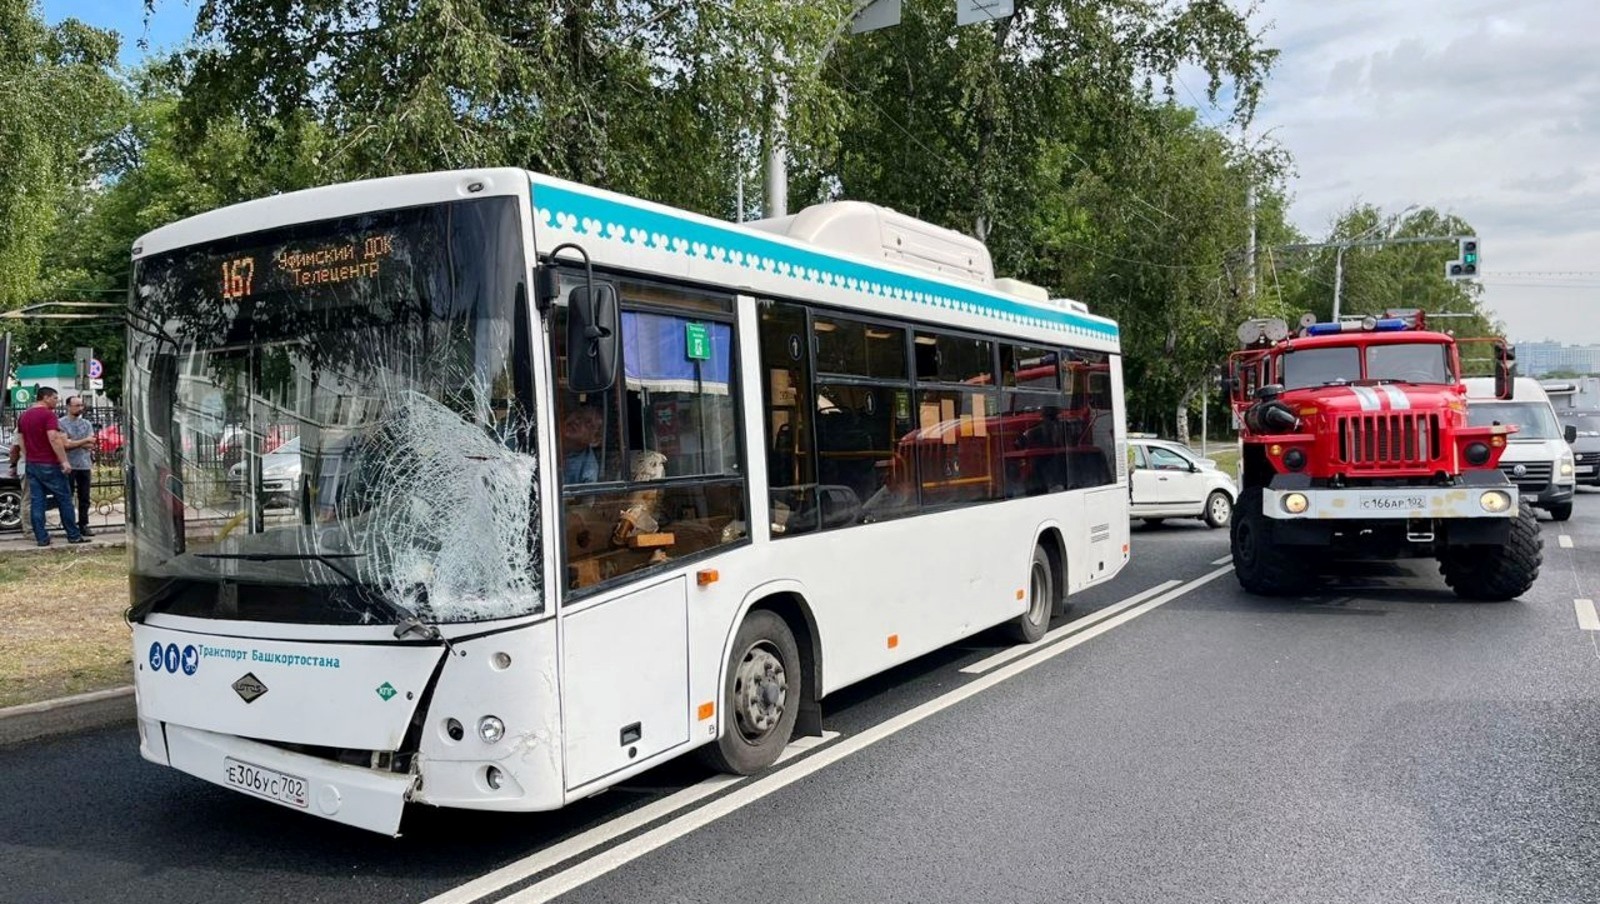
[59,396,97,538]
[13,387,87,546]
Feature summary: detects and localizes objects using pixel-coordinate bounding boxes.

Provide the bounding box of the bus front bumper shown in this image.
[144,718,414,836]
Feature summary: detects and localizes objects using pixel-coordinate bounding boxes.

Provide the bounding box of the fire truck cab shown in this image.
[1225,312,1542,600]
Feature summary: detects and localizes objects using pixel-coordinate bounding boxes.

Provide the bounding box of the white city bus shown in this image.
[126,169,1129,834]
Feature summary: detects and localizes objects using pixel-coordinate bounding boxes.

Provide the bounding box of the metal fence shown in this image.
[1,404,127,533]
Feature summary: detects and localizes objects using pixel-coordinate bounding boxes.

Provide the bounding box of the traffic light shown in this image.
[1446,237,1480,280]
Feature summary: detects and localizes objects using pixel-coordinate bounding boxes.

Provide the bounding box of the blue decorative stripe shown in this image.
[531,180,1119,343]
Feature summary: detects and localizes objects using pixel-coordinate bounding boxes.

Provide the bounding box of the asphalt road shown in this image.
[5,489,1600,904]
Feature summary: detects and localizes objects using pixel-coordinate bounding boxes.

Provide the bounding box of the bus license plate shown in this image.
[224,757,309,809]
[1360,494,1426,512]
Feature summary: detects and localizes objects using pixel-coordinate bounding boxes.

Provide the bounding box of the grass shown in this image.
[0,548,132,709]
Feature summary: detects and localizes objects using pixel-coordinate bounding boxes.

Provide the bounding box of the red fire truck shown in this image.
[1225,311,1541,600]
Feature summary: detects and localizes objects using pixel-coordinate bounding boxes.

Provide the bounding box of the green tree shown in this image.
[0,1,123,311]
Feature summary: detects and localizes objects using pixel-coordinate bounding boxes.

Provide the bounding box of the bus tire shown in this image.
[697,610,803,775]
[1439,504,1542,601]
[1231,487,1310,596]
[1007,545,1053,644]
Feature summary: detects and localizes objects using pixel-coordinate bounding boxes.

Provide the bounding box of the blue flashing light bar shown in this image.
[1304,317,1409,336]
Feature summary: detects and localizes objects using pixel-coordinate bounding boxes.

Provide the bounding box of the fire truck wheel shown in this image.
[697,610,803,775]
[1545,502,1572,522]
[1203,491,1233,529]
[1438,503,1543,601]
[1007,545,1054,644]
[1231,488,1310,596]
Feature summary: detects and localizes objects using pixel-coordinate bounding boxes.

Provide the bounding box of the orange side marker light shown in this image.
[697,702,715,721]
[697,569,719,586]
[887,634,899,649]
[1016,589,1025,601]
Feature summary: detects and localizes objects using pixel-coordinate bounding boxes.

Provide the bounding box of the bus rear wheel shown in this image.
[698,610,802,775]
[1007,545,1054,644]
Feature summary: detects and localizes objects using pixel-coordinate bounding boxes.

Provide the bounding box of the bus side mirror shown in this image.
[566,284,619,394]
[1567,424,1579,444]
[1493,341,1515,400]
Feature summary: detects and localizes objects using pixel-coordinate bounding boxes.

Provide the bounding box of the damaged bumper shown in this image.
[143,719,415,835]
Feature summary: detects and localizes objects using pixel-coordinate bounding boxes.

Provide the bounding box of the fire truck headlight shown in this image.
[1464,442,1490,465]
[1479,491,1511,513]
[478,716,506,744]
[1282,492,1309,515]
[1283,448,1307,470]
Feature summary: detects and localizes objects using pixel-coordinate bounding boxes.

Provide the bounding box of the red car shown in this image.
[95,424,125,461]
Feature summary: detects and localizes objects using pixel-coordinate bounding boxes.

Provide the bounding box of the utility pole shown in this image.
[763,0,884,218]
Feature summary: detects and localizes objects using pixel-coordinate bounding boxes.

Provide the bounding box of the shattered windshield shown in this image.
[126,196,541,625]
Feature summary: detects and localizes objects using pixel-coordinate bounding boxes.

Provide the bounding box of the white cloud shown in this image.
[1250,0,1600,343]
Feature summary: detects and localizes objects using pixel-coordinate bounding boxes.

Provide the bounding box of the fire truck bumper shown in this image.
[1261,484,1519,522]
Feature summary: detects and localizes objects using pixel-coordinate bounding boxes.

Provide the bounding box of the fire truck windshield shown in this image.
[1365,343,1453,384]
[1281,347,1359,389]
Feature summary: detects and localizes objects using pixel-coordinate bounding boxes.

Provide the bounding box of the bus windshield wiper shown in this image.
[196,552,452,647]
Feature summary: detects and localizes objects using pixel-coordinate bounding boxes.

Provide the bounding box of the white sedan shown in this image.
[1128,438,1237,528]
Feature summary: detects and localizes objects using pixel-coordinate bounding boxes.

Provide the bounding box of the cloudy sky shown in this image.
[1247,0,1600,343]
[40,0,1600,344]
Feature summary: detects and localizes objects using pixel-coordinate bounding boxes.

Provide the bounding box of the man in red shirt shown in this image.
[10,387,87,546]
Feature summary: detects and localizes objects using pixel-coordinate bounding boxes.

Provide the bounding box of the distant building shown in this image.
[1515,340,1600,377]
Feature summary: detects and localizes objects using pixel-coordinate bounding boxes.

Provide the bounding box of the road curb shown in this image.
[0,686,135,748]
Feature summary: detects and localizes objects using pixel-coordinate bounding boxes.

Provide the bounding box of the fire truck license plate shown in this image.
[1360,494,1427,512]
[224,757,309,809]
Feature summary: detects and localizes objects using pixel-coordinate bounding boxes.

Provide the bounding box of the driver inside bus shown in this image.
[561,405,605,484]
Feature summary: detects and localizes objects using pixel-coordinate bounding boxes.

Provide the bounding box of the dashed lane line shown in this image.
[493,565,1235,904]
[1559,534,1574,549]
[960,579,1182,675]
[421,732,838,904]
[1576,599,1599,632]
[1211,555,1233,566]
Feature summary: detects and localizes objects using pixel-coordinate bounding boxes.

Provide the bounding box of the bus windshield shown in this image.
[126,196,540,626]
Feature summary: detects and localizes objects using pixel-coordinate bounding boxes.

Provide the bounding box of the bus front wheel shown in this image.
[698,610,803,775]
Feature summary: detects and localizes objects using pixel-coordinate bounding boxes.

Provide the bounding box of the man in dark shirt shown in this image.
[12,387,87,546]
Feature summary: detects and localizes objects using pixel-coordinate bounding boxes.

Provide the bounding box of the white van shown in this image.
[1462,376,1578,521]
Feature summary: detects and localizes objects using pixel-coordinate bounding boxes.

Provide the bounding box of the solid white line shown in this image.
[496,565,1234,904]
[1211,555,1233,566]
[1559,534,1574,549]
[418,731,839,904]
[1576,599,1600,632]
[959,579,1181,674]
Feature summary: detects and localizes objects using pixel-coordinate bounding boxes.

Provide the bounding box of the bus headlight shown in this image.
[478,716,506,744]
[1282,492,1309,515]
[1480,491,1511,513]
[1559,458,1574,477]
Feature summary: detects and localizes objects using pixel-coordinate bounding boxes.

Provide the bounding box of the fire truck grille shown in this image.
[1337,414,1442,468]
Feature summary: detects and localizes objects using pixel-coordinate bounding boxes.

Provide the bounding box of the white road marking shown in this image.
[420,732,839,904]
[960,579,1181,674]
[1576,599,1600,632]
[1211,555,1233,566]
[1559,534,1574,549]
[493,565,1234,904]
